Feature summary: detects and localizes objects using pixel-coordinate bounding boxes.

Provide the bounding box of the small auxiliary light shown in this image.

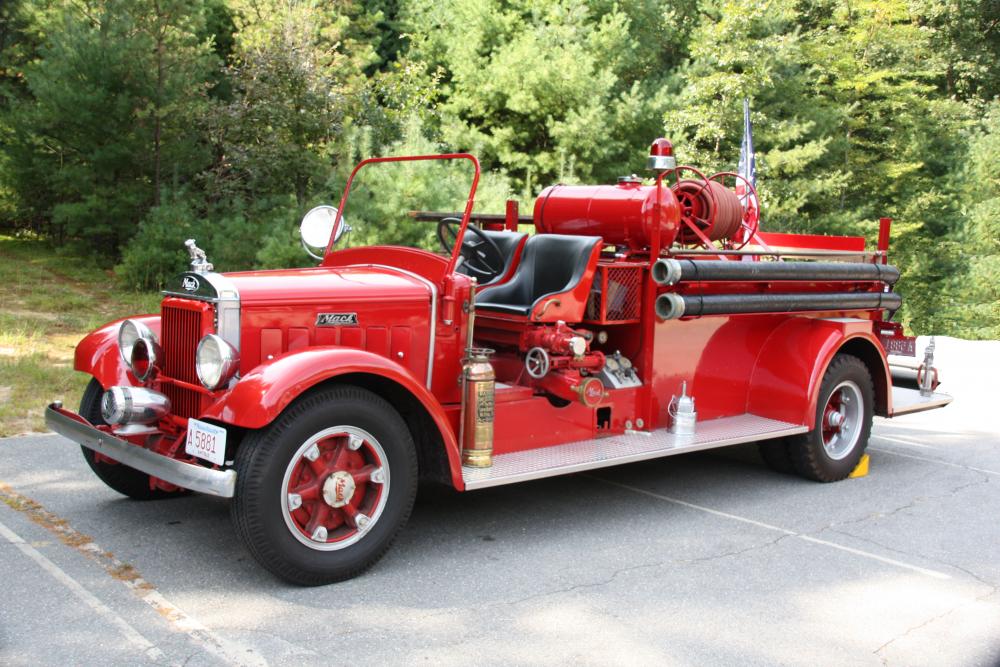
[647,137,676,172]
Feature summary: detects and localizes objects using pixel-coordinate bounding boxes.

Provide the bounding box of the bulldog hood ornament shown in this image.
[184,239,213,274]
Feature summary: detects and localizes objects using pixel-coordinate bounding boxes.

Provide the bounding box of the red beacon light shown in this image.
[647,138,676,172]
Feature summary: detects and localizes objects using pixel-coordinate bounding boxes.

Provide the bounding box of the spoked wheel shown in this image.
[281,426,389,550]
[231,386,417,585]
[786,354,873,482]
[670,168,719,246]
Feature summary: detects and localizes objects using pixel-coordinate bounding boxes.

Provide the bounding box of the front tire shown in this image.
[787,354,874,482]
[231,385,417,585]
[79,378,181,500]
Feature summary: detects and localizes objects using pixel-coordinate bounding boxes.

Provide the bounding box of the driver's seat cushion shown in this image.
[477,234,603,322]
[457,229,527,286]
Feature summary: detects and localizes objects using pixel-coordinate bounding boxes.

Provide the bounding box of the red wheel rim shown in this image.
[281,426,389,551]
[820,381,862,461]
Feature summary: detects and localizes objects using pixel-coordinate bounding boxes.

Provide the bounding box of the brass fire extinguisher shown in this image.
[461,348,495,467]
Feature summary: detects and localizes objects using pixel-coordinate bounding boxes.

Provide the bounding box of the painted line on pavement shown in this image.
[0,482,266,667]
[869,448,1000,477]
[0,518,165,662]
[591,476,951,580]
[872,434,936,449]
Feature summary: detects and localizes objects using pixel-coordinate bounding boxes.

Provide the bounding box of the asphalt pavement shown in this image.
[0,336,997,666]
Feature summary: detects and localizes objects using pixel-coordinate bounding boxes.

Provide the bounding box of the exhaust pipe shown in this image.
[101,387,171,425]
[652,258,900,286]
[655,291,902,320]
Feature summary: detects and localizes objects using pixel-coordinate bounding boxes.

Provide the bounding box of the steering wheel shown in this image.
[436,217,505,280]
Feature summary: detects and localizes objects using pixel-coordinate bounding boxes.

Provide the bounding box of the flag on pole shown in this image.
[736,98,759,253]
[737,97,757,203]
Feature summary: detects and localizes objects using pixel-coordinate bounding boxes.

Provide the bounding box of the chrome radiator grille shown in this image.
[161,301,212,417]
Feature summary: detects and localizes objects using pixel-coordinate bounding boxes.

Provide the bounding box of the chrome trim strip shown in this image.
[45,404,236,498]
[369,265,437,389]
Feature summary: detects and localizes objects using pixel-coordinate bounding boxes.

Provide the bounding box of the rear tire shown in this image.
[230,385,417,585]
[79,378,182,500]
[786,354,874,482]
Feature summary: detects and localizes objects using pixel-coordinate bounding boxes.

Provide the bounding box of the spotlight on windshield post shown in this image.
[300,205,348,260]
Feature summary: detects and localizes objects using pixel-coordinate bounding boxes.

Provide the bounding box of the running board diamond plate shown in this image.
[462,414,807,490]
[890,386,953,416]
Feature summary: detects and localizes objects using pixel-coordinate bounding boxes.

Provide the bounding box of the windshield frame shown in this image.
[323,153,481,276]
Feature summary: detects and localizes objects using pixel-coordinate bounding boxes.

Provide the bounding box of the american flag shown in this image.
[737,98,757,206]
[736,98,759,254]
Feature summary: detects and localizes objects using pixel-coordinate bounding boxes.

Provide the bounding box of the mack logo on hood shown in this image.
[182,276,200,292]
[316,313,358,327]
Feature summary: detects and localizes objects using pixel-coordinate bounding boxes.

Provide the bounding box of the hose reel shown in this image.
[670,171,760,249]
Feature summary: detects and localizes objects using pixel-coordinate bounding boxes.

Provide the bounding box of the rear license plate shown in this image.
[879,334,917,357]
[185,418,227,466]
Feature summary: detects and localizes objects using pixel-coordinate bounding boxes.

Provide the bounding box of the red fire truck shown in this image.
[46,141,951,585]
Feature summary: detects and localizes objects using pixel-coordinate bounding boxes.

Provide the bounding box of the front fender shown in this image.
[748,318,888,429]
[74,315,161,389]
[201,346,461,478]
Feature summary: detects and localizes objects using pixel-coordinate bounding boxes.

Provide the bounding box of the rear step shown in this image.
[890,386,953,416]
[462,414,807,490]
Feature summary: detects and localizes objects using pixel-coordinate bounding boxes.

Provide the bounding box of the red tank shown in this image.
[533,179,682,250]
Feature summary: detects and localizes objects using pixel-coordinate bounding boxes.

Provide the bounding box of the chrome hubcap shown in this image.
[821,381,863,460]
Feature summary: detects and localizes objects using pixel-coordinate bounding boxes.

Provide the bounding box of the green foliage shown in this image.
[2,0,217,252]
[403,0,691,189]
[1,0,999,338]
[116,192,203,290]
[340,116,512,250]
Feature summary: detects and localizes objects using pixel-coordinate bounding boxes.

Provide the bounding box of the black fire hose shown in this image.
[655,291,903,320]
[652,258,900,286]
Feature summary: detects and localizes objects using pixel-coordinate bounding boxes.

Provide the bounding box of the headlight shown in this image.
[196,334,239,390]
[130,335,161,382]
[118,320,155,364]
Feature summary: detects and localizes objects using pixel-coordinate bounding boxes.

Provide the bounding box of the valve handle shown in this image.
[525,347,551,379]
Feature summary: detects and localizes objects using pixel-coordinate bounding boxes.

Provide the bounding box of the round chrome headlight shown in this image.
[196,334,239,390]
[118,319,157,372]
[130,336,161,382]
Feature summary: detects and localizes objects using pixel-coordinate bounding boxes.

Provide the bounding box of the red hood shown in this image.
[222,266,430,306]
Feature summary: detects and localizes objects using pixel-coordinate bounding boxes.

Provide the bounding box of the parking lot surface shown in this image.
[1,337,997,666]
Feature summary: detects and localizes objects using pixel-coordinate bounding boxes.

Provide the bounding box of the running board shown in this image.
[890,386,953,416]
[462,414,807,490]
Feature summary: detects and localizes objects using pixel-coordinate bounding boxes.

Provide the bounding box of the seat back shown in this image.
[477,234,603,321]
[456,229,527,286]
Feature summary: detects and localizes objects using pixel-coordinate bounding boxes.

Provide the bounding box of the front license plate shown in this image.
[185,418,227,466]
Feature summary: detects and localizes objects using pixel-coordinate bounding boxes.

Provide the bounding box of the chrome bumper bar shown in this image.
[45,403,236,498]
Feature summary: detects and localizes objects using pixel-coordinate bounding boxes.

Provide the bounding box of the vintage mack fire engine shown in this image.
[46,140,952,585]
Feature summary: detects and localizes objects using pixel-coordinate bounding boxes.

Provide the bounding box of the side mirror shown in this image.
[300,205,348,260]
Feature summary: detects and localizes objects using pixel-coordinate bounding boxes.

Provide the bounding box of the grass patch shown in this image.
[0,235,161,436]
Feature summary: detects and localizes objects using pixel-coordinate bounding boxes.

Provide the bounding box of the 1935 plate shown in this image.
[185,418,227,466]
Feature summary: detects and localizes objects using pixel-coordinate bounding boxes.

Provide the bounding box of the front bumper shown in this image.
[45,403,236,498]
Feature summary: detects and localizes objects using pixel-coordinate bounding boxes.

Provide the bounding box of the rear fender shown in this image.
[201,346,463,487]
[748,318,889,428]
[74,315,160,389]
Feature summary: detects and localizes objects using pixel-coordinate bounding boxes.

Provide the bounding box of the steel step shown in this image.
[462,414,807,490]
[890,386,953,416]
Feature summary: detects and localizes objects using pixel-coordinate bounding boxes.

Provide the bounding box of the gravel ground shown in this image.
[0,336,997,666]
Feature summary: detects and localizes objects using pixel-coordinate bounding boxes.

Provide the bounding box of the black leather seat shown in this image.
[477,234,603,317]
[456,229,527,286]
